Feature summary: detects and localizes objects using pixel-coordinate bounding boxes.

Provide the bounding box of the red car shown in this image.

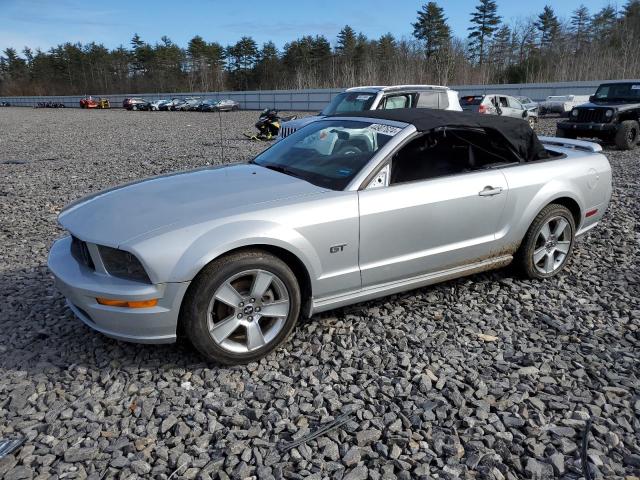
[80,96,98,109]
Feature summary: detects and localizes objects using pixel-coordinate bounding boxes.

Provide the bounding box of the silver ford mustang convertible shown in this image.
[48,110,612,364]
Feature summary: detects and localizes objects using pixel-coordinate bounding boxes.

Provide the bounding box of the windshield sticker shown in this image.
[356,95,372,101]
[632,85,640,90]
[336,168,353,177]
[368,123,402,136]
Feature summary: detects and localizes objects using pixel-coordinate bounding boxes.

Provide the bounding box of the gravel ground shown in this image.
[0,108,638,480]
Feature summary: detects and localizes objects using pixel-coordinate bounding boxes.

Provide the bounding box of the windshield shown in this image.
[252,119,400,190]
[460,96,483,106]
[321,92,377,116]
[594,83,640,102]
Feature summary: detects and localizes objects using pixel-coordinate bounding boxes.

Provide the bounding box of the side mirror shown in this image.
[589,95,596,102]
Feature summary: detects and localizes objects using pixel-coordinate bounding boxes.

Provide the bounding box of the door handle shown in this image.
[479,186,503,196]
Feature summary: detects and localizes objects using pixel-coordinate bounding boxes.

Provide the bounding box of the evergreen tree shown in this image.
[570,5,591,50]
[490,25,512,66]
[412,2,451,58]
[467,0,501,66]
[335,25,357,57]
[535,5,561,49]
[591,5,618,39]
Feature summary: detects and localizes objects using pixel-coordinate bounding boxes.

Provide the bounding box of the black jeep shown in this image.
[557,82,640,150]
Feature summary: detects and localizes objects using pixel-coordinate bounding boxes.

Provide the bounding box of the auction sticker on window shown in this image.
[368,123,402,136]
[632,85,640,90]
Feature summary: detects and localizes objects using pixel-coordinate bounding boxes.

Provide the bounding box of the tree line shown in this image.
[1,0,639,96]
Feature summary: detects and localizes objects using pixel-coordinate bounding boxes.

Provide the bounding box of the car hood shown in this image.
[59,163,327,247]
[577,101,640,111]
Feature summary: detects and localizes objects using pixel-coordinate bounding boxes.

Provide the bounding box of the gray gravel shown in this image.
[0,108,638,479]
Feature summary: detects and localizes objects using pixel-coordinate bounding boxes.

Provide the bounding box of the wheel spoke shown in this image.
[533,247,547,264]
[210,315,241,343]
[539,222,551,241]
[544,252,555,273]
[250,271,274,300]
[555,241,571,254]
[246,322,266,350]
[259,299,289,318]
[214,282,244,308]
[553,218,569,238]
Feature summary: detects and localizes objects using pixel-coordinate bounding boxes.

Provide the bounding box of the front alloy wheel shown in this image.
[207,269,290,353]
[182,249,301,364]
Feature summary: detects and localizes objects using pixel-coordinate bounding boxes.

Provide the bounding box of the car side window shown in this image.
[499,97,509,108]
[388,129,519,185]
[508,97,523,109]
[416,91,439,109]
[382,94,412,110]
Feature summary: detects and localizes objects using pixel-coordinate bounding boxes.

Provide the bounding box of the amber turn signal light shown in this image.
[96,298,158,308]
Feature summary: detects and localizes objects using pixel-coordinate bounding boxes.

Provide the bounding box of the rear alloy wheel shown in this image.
[528,116,536,129]
[182,250,301,364]
[516,204,575,279]
[614,120,639,150]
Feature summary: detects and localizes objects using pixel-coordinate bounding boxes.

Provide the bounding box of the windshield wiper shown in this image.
[261,163,301,179]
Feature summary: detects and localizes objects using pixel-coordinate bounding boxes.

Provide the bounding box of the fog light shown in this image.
[96,298,158,308]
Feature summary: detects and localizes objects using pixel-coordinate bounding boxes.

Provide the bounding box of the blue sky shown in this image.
[1,0,616,53]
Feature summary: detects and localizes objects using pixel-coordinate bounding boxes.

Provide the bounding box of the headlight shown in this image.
[605,109,613,118]
[98,245,150,283]
[571,109,579,117]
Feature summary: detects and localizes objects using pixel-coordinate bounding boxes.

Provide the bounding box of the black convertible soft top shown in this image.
[332,108,548,162]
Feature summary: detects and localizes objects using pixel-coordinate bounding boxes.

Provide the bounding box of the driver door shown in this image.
[357,134,510,288]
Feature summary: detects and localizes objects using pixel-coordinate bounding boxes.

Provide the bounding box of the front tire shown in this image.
[181,250,301,364]
[516,204,575,280]
[614,120,639,150]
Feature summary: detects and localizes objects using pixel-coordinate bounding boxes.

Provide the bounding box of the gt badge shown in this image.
[330,244,347,254]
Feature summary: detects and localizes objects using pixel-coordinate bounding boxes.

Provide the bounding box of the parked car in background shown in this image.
[149,99,170,111]
[127,100,150,111]
[175,97,200,111]
[0,101,10,107]
[460,94,537,128]
[123,98,147,110]
[48,109,611,364]
[213,99,240,112]
[516,96,538,113]
[557,81,640,150]
[278,85,462,139]
[159,98,181,111]
[80,97,110,109]
[196,99,218,112]
[539,95,590,116]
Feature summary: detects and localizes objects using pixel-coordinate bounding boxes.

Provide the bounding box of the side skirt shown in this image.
[310,255,513,315]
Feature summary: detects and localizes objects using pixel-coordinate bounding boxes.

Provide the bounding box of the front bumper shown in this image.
[48,236,190,344]
[558,121,618,135]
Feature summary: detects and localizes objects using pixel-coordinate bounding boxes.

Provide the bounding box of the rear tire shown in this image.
[614,120,639,150]
[181,249,301,365]
[515,204,575,280]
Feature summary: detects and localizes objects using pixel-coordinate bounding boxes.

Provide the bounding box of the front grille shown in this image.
[70,236,95,270]
[279,126,297,138]
[574,108,609,123]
